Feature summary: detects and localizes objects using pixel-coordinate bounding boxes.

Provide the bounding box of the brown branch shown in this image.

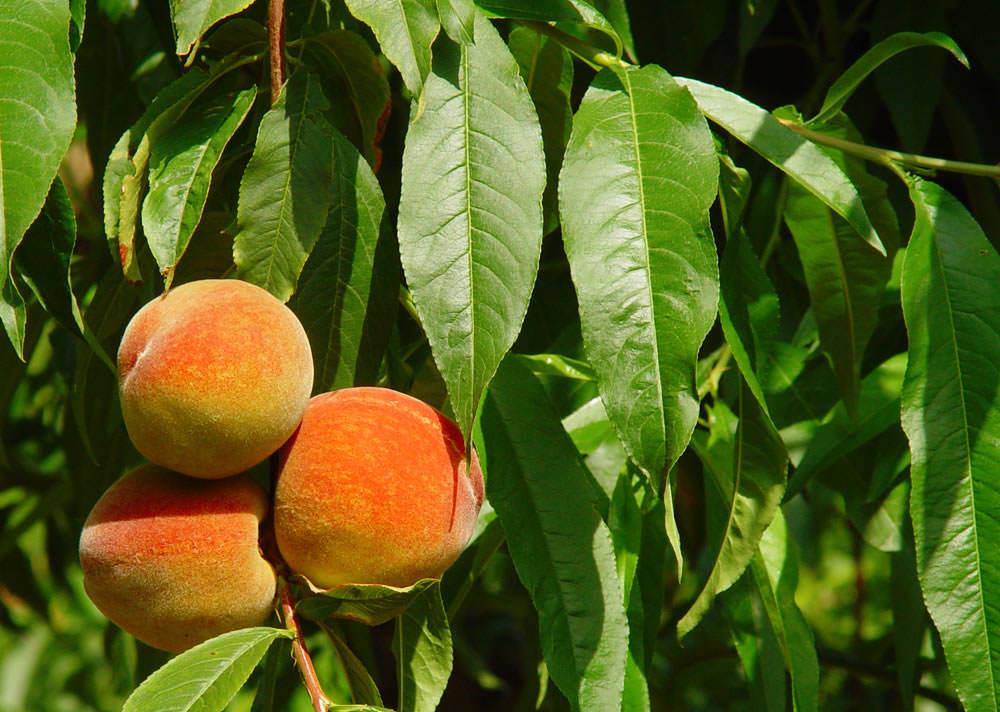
[280,580,333,712]
[268,0,287,105]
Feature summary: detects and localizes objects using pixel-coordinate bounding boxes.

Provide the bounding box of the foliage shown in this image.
[4,0,1000,710]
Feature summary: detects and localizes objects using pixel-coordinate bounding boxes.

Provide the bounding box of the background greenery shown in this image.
[2,0,1000,710]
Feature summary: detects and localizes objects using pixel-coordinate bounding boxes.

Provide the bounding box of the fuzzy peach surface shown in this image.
[79,464,277,652]
[273,388,485,589]
[118,279,314,478]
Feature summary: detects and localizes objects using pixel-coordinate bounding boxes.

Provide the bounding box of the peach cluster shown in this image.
[79,279,483,652]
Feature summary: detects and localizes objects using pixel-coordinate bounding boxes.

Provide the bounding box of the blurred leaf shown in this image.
[249,638,287,712]
[392,583,452,712]
[397,13,545,440]
[437,0,476,44]
[678,78,884,255]
[290,130,396,391]
[302,30,390,167]
[891,526,926,711]
[169,0,255,56]
[122,627,293,712]
[737,0,778,58]
[787,352,906,500]
[142,86,256,287]
[0,0,76,355]
[721,573,787,712]
[682,384,787,638]
[296,578,438,627]
[343,0,439,97]
[508,25,573,237]
[479,357,627,712]
[475,0,622,58]
[811,31,968,125]
[235,70,334,301]
[750,511,819,712]
[560,65,718,486]
[901,178,1000,712]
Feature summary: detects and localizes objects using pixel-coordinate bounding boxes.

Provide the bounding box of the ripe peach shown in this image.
[118,279,314,478]
[79,464,277,652]
[273,388,484,589]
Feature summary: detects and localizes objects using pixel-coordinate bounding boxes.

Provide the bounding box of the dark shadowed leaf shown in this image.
[121,628,292,712]
[398,14,545,439]
[296,578,438,627]
[322,624,385,707]
[721,574,787,712]
[343,0,439,97]
[391,583,452,712]
[560,65,718,486]
[901,178,1000,712]
[235,71,334,301]
[142,86,256,286]
[474,0,621,58]
[678,78,884,255]
[290,130,397,391]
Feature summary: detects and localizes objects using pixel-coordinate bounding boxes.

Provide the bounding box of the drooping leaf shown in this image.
[321,624,385,707]
[721,573,787,712]
[891,526,926,710]
[0,0,76,354]
[587,0,636,61]
[169,0,256,56]
[142,86,256,287]
[302,31,391,167]
[677,78,884,255]
[479,357,628,711]
[343,0,439,97]
[437,0,476,44]
[810,31,968,125]
[786,352,906,499]
[249,638,288,712]
[681,384,787,638]
[235,70,334,301]
[397,13,545,439]
[474,0,622,59]
[508,26,573,237]
[750,512,819,712]
[391,583,453,712]
[901,178,1000,712]
[290,130,397,391]
[121,627,293,712]
[560,65,719,485]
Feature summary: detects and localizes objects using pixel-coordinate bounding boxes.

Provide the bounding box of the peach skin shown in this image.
[273,388,484,589]
[79,464,277,652]
[118,279,314,478]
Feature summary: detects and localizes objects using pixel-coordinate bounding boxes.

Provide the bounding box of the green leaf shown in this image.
[289,131,396,391]
[811,31,968,125]
[681,384,787,638]
[721,574,787,712]
[678,78,884,255]
[517,353,596,382]
[750,512,819,712]
[891,528,926,710]
[235,71,334,301]
[508,26,573,237]
[781,118,895,415]
[397,13,545,439]
[437,0,476,44]
[302,31,391,168]
[343,0,439,97]
[296,578,439,627]
[0,0,76,342]
[479,357,628,712]
[169,0,255,56]
[586,0,636,61]
[474,0,622,59]
[786,352,906,500]
[142,86,256,287]
[560,65,719,485]
[718,229,779,413]
[249,638,288,712]
[322,624,385,707]
[391,583,452,712]
[121,627,293,712]
[901,178,1000,712]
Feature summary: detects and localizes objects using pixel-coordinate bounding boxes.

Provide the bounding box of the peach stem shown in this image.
[279,579,333,712]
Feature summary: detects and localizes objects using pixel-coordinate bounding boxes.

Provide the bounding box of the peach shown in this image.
[118,279,314,478]
[273,388,484,589]
[79,464,277,652]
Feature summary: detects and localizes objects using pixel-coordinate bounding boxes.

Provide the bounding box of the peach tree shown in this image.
[2,0,1000,710]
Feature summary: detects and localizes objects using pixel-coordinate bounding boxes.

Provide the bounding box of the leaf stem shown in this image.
[517,21,628,70]
[280,580,333,712]
[779,118,1000,179]
[268,0,287,105]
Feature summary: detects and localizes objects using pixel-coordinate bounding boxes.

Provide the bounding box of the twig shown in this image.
[268,0,287,105]
[280,580,333,712]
